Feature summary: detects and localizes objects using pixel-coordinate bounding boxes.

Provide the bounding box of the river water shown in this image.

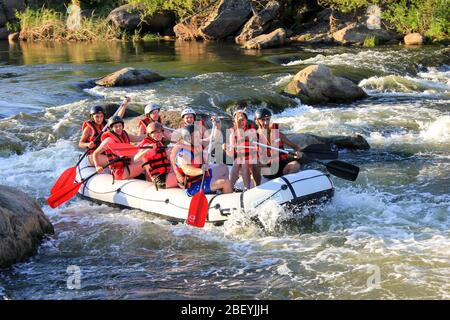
[0,40,448,299]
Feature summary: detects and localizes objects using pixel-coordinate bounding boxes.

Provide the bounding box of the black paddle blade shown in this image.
[324,160,359,181]
[302,144,338,160]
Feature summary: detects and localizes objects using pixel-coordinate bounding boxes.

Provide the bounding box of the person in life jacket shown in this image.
[180,107,221,146]
[133,122,177,189]
[138,102,172,141]
[226,109,261,190]
[254,107,303,179]
[79,97,130,166]
[92,115,144,180]
[170,124,232,197]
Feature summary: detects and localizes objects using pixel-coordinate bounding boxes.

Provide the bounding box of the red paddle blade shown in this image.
[50,166,76,194]
[187,190,208,228]
[47,181,82,208]
[108,142,139,157]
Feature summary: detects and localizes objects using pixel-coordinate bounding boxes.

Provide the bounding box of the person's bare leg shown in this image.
[165,171,178,188]
[88,154,108,167]
[230,163,241,188]
[241,163,251,189]
[211,179,233,194]
[250,164,261,186]
[283,161,301,175]
[120,162,144,180]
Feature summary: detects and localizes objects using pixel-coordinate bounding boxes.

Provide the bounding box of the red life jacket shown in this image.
[228,123,257,162]
[101,130,131,170]
[82,120,105,154]
[138,115,162,133]
[139,137,171,178]
[170,142,204,189]
[259,123,288,162]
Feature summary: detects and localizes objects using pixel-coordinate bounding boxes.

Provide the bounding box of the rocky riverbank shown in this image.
[1,0,447,45]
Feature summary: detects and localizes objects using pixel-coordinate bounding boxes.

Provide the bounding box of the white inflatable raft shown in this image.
[76,157,334,225]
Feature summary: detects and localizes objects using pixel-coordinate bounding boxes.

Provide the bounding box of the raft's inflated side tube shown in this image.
[76,158,334,223]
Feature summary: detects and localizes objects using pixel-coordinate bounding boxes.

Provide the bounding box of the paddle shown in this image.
[107,142,159,157]
[254,141,359,181]
[49,97,129,195]
[253,141,338,160]
[186,122,217,228]
[47,158,124,208]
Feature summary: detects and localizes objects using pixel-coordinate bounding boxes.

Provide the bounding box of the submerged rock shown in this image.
[288,133,370,150]
[95,68,165,87]
[0,185,54,268]
[285,64,368,104]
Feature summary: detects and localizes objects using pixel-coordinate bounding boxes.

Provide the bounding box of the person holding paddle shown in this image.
[92,116,144,180]
[134,122,177,189]
[170,124,232,197]
[254,107,303,179]
[78,98,130,166]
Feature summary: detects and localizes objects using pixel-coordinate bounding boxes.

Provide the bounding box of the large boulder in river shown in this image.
[0,185,54,268]
[288,133,370,150]
[200,0,252,40]
[235,0,280,44]
[332,22,401,45]
[95,68,165,87]
[243,27,288,49]
[285,64,367,104]
[107,4,176,34]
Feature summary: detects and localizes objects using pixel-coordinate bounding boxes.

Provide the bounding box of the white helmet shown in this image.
[144,103,161,116]
[181,107,196,118]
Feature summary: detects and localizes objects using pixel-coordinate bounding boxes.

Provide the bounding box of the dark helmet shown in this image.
[107,115,124,129]
[254,108,272,120]
[90,105,105,116]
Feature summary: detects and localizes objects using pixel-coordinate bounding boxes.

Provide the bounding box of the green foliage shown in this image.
[318,0,378,13]
[363,35,377,47]
[5,21,20,32]
[15,6,120,41]
[382,0,449,41]
[318,0,449,41]
[127,0,215,20]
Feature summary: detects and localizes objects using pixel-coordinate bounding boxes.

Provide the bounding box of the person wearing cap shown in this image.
[79,97,130,166]
[92,115,144,180]
[254,108,303,179]
[170,124,232,196]
[226,109,261,190]
[134,122,177,189]
[138,102,171,141]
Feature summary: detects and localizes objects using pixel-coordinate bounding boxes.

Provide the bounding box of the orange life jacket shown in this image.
[258,123,288,162]
[139,137,171,178]
[170,142,204,189]
[101,130,131,170]
[82,120,105,154]
[228,123,257,162]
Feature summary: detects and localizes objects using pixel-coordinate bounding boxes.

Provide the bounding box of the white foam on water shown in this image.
[0,139,80,199]
[281,50,413,73]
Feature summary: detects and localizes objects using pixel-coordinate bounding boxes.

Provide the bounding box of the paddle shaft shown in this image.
[200,122,217,190]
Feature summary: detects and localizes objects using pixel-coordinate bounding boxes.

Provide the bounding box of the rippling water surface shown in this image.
[0,41,448,299]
